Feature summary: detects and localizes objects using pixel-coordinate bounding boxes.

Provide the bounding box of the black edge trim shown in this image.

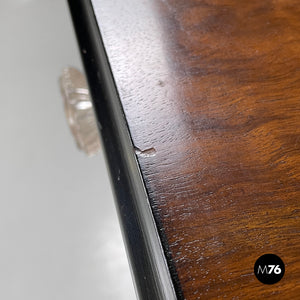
[67,1,178,299]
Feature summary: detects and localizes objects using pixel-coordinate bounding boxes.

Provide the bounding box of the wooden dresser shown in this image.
[68,0,300,298]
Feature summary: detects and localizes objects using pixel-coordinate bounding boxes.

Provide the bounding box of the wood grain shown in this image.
[92,0,300,298]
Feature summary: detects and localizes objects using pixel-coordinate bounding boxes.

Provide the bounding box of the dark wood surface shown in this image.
[92,0,300,298]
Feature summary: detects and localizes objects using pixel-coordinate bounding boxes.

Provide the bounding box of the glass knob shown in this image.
[60,67,101,156]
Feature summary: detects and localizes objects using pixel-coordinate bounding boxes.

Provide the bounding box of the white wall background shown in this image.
[0,0,135,299]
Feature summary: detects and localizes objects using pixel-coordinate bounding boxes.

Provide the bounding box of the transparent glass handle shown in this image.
[60,67,101,156]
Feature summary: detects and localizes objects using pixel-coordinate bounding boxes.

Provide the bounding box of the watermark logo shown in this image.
[254,254,285,284]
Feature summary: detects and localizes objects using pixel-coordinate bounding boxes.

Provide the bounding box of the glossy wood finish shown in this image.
[92,0,300,298]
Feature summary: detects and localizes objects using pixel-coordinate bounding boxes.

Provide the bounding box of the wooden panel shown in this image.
[92,0,300,298]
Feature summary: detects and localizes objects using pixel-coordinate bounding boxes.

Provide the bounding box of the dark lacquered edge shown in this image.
[67,1,178,299]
